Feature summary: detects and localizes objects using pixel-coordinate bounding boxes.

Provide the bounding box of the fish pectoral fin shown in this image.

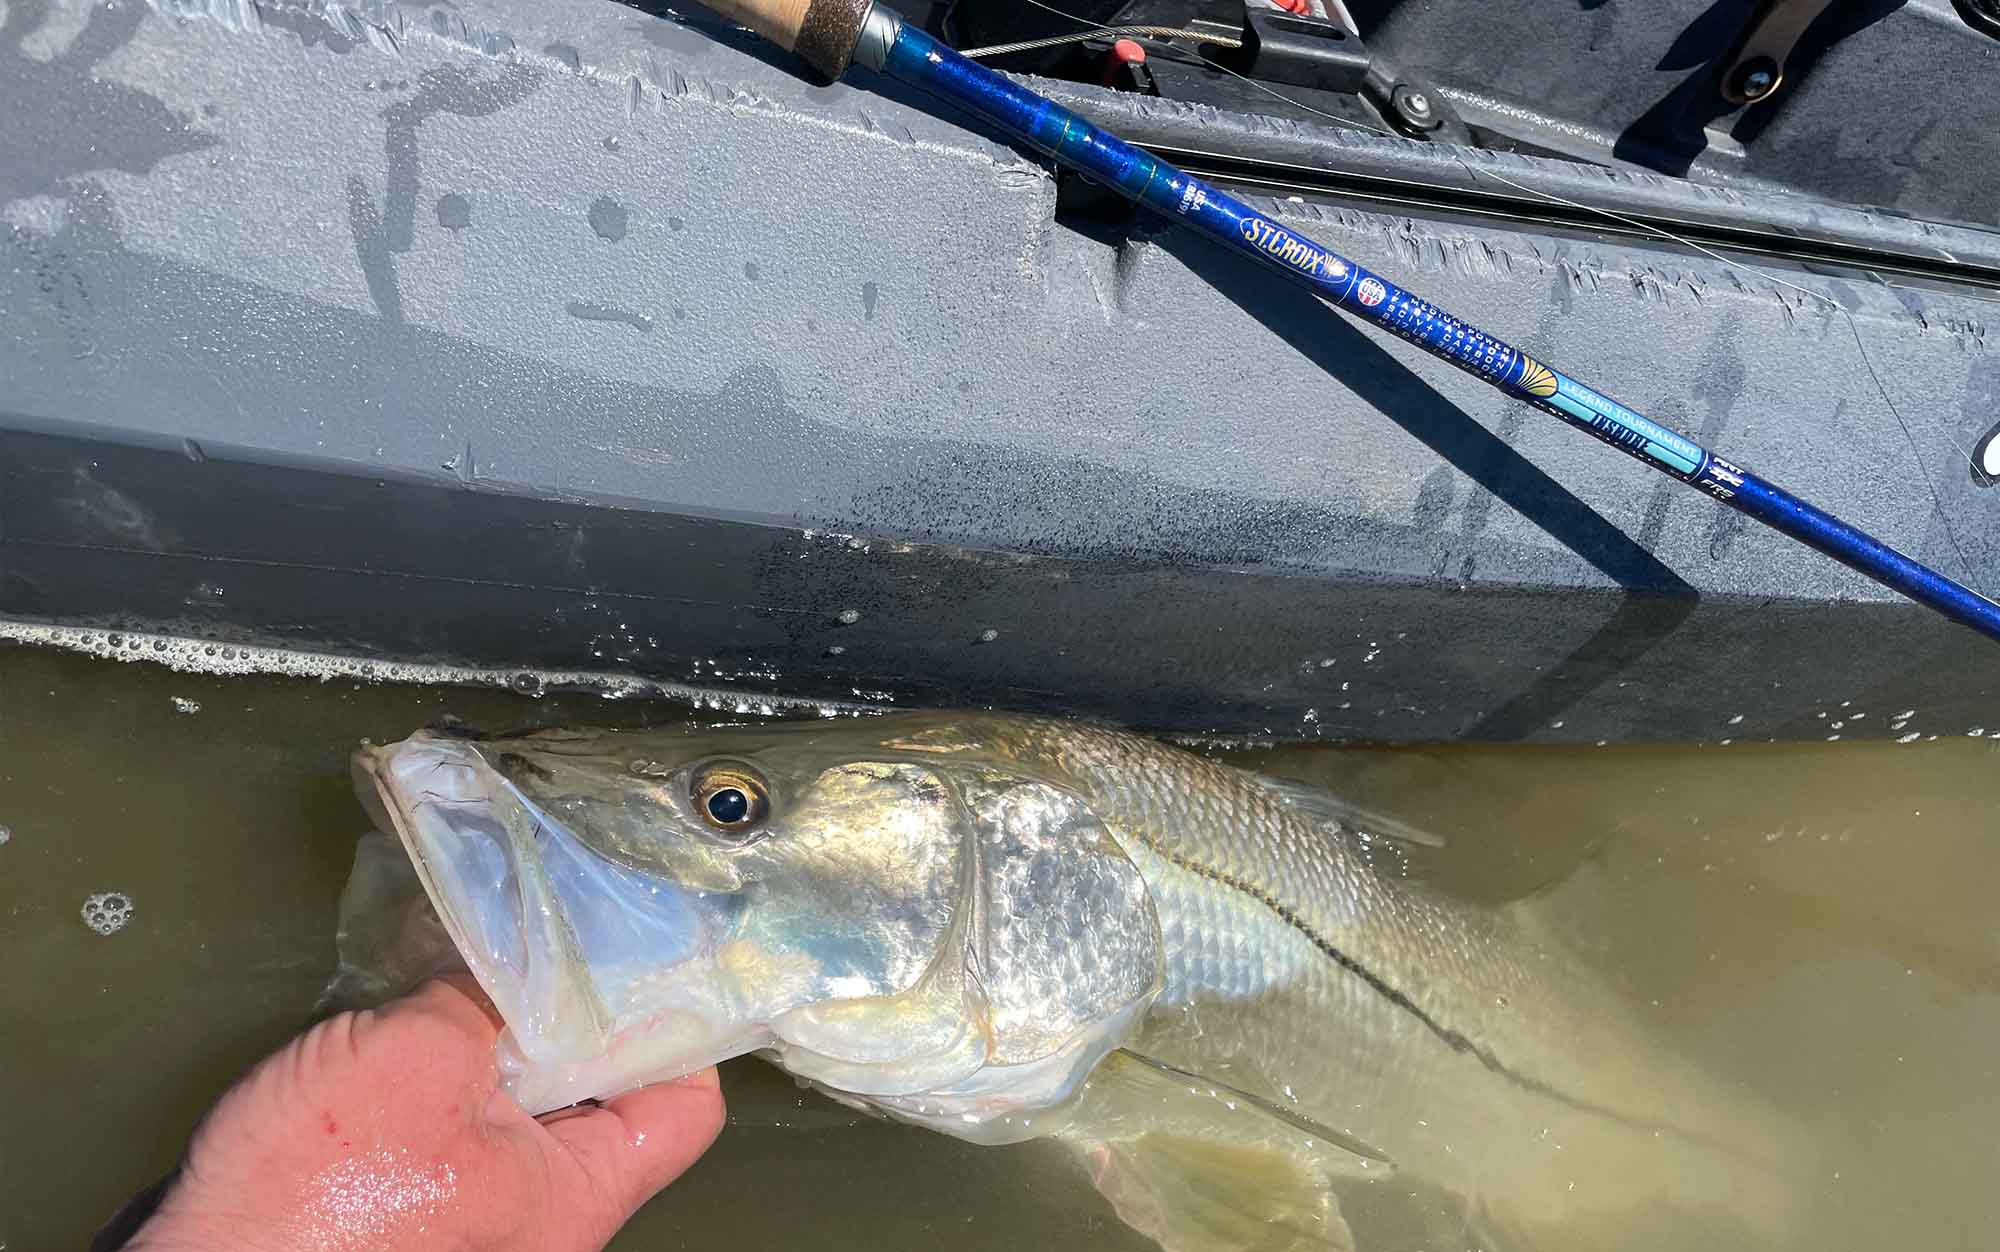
[1054,1052,1379,1252]
[1113,1051,1393,1167]
[1062,1133,1354,1252]
[1249,774,1446,849]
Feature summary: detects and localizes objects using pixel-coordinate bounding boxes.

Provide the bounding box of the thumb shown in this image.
[543,1067,726,1212]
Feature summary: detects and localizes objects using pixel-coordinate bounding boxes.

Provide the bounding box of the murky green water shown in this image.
[3,643,1995,1251]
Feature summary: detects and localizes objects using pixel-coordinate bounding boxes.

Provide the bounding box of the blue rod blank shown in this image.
[871,18,2000,642]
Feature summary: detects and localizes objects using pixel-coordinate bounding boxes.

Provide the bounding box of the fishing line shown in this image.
[679,0,2000,638]
[959,24,1242,56]
[1018,0,1405,143]
[1007,0,1987,579]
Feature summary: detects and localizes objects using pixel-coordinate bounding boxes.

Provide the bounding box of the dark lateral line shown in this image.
[1138,837,1723,1147]
[1141,840,1505,1061]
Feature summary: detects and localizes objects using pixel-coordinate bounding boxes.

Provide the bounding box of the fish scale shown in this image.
[989,718,1551,1065]
[975,716,1810,1243]
[357,711,1812,1248]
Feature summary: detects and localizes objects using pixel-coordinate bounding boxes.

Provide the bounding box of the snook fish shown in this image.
[353,713,1808,1251]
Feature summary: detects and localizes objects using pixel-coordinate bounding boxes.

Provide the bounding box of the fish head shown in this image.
[353,719,1162,1127]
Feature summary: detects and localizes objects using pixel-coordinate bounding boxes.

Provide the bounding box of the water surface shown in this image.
[2,645,1994,1250]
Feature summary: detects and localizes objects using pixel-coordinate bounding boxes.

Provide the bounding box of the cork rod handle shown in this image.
[695,0,880,79]
[701,0,814,49]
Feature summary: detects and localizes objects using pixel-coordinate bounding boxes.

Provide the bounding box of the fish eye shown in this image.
[707,787,750,824]
[690,763,770,838]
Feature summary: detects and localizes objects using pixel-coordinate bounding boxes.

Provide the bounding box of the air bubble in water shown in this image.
[976,628,999,644]
[171,696,201,714]
[82,892,134,936]
[836,608,861,625]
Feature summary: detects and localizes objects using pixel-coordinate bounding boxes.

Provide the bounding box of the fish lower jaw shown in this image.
[497,1016,757,1115]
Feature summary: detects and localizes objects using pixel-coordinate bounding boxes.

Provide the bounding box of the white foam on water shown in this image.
[0,620,881,720]
[82,892,133,936]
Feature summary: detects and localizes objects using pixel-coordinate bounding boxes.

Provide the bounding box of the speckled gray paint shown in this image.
[3,0,1999,738]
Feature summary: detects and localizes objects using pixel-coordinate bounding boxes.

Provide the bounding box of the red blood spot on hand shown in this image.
[323,1113,339,1135]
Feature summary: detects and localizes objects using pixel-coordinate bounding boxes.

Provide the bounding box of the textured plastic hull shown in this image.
[3,0,1998,741]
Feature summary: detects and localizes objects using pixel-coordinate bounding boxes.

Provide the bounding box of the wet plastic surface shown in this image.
[4,0,1999,740]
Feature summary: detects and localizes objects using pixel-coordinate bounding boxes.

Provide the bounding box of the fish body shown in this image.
[354,713,1806,1250]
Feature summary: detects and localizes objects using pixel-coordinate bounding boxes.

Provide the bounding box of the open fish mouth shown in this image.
[353,732,746,1112]
[349,719,1164,1127]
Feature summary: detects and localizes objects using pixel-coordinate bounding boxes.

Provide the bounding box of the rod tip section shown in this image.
[691,0,876,79]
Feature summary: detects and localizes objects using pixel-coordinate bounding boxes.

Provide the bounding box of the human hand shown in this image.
[115,975,724,1252]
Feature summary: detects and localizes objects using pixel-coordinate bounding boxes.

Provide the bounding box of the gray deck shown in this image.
[4,0,1998,742]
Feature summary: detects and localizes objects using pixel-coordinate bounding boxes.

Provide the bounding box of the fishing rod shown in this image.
[691,0,2000,643]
